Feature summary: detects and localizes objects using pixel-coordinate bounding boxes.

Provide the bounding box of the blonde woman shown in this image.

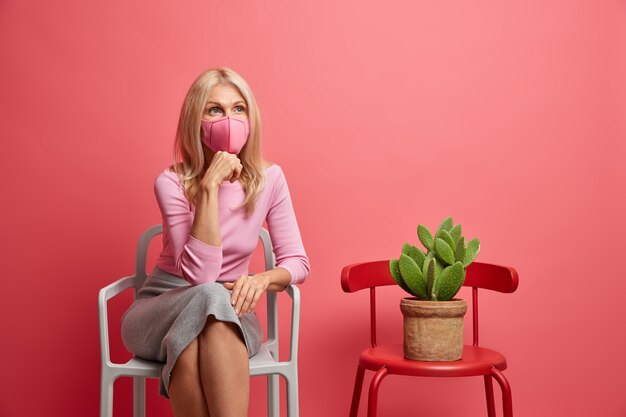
[121,67,310,417]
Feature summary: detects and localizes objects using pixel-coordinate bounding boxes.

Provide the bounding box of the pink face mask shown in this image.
[201,116,250,154]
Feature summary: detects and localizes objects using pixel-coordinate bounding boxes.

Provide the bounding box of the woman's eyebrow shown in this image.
[205,100,246,107]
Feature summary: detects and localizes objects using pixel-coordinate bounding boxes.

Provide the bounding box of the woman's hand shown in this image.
[224,275,270,317]
[201,151,243,191]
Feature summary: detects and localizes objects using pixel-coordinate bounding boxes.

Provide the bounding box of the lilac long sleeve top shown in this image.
[153,164,310,286]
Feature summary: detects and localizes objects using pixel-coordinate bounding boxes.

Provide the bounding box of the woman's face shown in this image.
[202,83,248,122]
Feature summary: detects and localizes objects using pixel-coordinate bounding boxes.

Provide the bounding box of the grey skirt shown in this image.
[120,266,264,398]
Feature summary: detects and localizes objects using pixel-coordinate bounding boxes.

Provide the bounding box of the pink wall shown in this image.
[1,0,625,416]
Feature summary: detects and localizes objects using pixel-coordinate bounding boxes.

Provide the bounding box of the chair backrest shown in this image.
[134,224,164,289]
[341,260,518,293]
[341,260,519,347]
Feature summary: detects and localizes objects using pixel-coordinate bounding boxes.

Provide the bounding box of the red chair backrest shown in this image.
[341,260,519,347]
[341,260,518,294]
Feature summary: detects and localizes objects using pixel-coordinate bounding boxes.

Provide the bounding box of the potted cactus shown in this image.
[390,216,480,361]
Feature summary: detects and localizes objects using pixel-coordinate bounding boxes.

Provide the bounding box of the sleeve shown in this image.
[154,171,223,285]
[266,167,311,285]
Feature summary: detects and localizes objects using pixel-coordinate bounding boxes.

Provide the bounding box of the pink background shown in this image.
[1,0,625,416]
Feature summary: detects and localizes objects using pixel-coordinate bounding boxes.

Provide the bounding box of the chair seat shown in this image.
[359,344,507,377]
[249,343,276,367]
[115,344,280,378]
[111,357,162,378]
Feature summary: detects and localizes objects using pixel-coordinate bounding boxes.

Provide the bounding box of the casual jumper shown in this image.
[121,164,310,398]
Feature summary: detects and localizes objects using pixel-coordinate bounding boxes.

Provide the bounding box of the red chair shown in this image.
[341,260,519,417]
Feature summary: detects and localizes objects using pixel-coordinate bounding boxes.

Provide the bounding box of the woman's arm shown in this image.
[265,166,311,284]
[259,267,292,292]
[225,166,311,316]
[190,185,221,247]
[155,153,242,285]
[154,172,223,285]
[192,151,243,246]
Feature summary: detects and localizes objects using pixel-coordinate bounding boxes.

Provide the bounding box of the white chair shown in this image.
[99,224,301,417]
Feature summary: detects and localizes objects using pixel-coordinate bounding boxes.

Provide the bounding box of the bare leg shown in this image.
[198,315,250,417]
[169,338,211,417]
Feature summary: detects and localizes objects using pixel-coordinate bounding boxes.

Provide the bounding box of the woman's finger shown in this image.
[247,286,263,313]
[203,151,234,186]
[239,283,258,316]
[234,279,252,315]
[244,276,268,314]
[230,159,242,182]
[230,275,246,307]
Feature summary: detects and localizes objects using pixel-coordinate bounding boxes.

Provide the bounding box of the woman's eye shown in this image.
[206,107,222,114]
[234,106,246,113]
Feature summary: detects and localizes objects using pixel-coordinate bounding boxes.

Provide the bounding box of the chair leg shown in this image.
[484,375,496,417]
[350,365,366,417]
[367,367,389,417]
[285,369,299,417]
[133,377,146,417]
[100,373,114,417]
[268,374,280,417]
[490,367,513,417]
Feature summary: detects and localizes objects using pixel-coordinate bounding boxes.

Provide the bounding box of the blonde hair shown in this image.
[171,67,265,216]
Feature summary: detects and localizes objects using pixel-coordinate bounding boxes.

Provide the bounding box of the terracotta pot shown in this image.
[400,297,467,361]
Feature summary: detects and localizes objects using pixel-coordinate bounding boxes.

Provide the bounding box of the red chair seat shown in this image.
[359,344,507,377]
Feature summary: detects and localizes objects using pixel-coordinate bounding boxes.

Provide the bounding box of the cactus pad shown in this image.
[422,252,434,278]
[435,238,456,265]
[426,257,436,299]
[463,238,480,267]
[437,216,454,234]
[407,245,426,268]
[433,261,465,301]
[417,225,434,251]
[402,242,410,255]
[438,230,456,253]
[450,224,462,244]
[399,254,428,299]
[454,236,466,263]
[389,259,410,293]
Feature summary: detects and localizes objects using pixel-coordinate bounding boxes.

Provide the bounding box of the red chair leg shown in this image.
[367,367,389,417]
[484,375,496,417]
[491,367,513,417]
[350,365,366,417]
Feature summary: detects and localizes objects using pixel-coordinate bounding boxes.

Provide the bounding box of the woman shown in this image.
[121,67,310,417]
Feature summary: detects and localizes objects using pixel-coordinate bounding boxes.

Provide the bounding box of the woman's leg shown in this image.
[169,338,211,417]
[198,315,250,417]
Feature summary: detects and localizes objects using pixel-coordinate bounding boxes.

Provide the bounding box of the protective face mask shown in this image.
[201,116,250,154]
